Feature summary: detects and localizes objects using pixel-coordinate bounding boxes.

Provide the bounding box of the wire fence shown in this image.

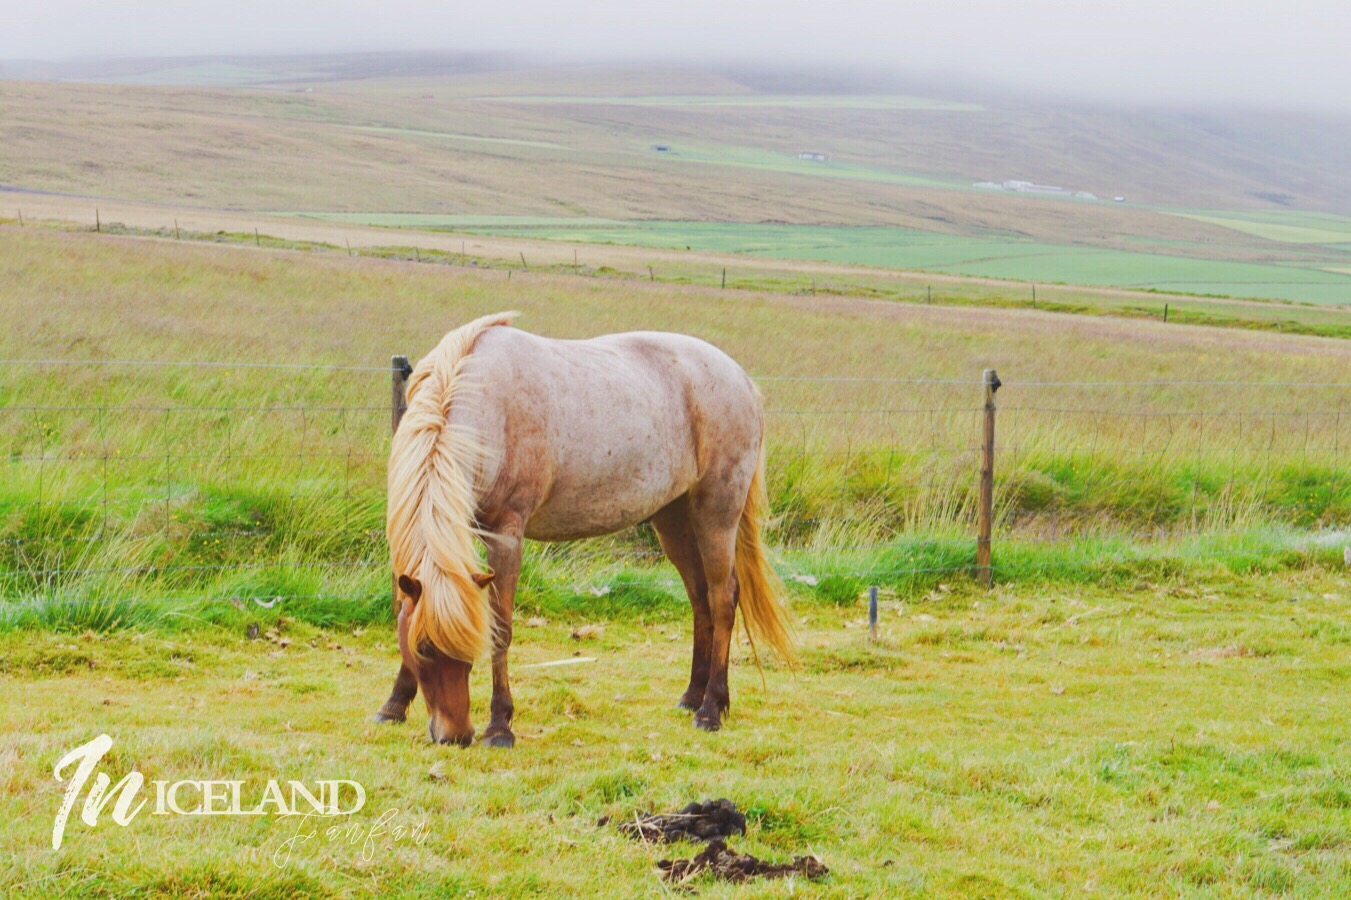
[2,357,1349,614]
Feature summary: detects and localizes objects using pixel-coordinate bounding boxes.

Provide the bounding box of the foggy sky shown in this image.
[5,1,1349,112]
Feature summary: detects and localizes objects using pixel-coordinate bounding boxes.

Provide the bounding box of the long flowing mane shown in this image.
[387,311,516,661]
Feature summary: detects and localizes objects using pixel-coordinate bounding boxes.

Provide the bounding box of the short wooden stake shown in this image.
[927,285,931,304]
[174,219,180,240]
[648,265,655,282]
[95,209,101,232]
[976,369,1001,588]
[519,252,528,271]
[346,239,352,257]
[16,210,22,228]
[721,268,727,289]
[415,246,420,262]
[1164,303,1169,323]
[868,586,878,641]
[254,227,260,247]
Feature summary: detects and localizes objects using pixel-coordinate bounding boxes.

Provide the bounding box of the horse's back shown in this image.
[460,326,762,540]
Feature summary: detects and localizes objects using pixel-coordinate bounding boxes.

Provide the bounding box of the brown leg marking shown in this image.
[686,462,753,733]
[651,496,712,712]
[482,519,524,749]
[372,662,418,724]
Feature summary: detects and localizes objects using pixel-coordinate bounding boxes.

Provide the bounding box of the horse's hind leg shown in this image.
[651,496,711,711]
[688,485,749,732]
[373,662,418,724]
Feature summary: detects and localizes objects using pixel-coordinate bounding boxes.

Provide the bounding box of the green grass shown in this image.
[342,125,571,150]
[2,227,1350,628]
[296,215,1351,305]
[1171,208,1351,245]
[2,568,1349,895]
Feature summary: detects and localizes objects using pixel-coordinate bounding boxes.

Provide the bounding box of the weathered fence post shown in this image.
[868,586,878,641]
[976,368,1001,588]
[390,354,413,612]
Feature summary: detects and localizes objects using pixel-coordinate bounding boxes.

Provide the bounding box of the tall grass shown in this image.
[2,230,1349,630]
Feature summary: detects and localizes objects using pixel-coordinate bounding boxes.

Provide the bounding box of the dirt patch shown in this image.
[657,838,828,884]
[611,798,746,843]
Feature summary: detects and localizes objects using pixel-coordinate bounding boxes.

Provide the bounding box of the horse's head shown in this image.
[396,572,494,747]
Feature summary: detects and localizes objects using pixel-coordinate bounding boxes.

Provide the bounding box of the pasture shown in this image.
[3,226,1350,624]
[301,215,1351,305]
[5,61,1351,312]
[1,219,1349,896]
[3,569,1349,896]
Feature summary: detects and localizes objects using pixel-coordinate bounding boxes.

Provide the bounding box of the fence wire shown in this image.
[2,359,1349,612]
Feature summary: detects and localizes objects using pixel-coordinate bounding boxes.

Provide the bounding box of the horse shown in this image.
[372,312,795,747]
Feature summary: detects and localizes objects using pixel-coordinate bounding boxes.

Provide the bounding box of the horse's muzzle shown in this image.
[428,720,474,748]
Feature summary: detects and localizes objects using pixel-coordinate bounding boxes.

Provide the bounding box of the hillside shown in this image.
[2,54,1351,304]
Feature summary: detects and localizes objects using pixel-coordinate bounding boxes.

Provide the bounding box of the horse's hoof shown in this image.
[693,713,721,732]
[482,731,516,749]
[371,710,406,725]
[676,696,701,712]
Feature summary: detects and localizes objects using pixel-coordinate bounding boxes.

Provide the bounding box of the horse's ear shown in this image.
[471,569,496,589]
[398,575,423,603]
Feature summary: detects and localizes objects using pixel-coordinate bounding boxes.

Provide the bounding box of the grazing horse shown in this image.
[373,312,794,747]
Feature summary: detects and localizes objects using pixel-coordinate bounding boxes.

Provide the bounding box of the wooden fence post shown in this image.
[976,368,1001,587]
[390,354,413,612]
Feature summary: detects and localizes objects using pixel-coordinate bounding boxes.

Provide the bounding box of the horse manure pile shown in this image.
[613,798,746,843]
[604,799,828,885]
[658,838,829,885]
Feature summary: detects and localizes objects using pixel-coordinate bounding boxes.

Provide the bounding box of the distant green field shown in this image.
[488,94,983,111]
[1171,209,1351,245]
[296,215,1351,305]
[344,125,570,150]
[643,144,962,190]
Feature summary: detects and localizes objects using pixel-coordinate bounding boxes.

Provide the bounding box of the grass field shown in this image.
[3,569,1349,896]
[5,62,1351,314]
[300,214,1351,305]
[4,56,1351,894]
[2,226,1349,625]
[0,223,1349,897]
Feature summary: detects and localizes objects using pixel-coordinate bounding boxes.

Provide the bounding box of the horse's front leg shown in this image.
[372,661,419,723]
[482,523,524,748]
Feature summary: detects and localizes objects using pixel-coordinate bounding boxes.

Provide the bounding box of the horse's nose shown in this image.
[428,718,474,748]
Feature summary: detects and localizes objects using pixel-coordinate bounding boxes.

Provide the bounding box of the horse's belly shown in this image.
[524,424,697,541]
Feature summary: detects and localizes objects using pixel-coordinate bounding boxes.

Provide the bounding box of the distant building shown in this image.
[1113,196,1126,202]
[653,144,671,152]
[797,151,829,161]
[1003,179,1070,196]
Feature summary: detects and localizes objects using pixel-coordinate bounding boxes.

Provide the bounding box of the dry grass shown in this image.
[1,227,1347,617]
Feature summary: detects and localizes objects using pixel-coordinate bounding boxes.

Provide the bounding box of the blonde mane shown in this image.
[387,311,516,661]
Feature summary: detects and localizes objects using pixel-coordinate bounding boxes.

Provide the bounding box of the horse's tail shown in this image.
[387,311,517,662]
[734,443,797,667]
